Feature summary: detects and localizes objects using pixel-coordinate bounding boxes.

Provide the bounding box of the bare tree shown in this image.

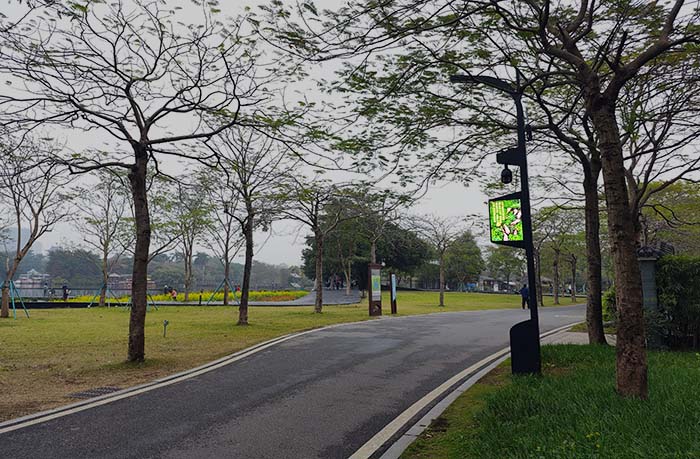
[412,215,462,307]
[0,138,72,317]
[279,177,352,313]
[620,60,700,243]
[207,127,295,325]
[0,1,287,360]
[199,168,244,306]
[75,169,131,307]
[169,180,212,302]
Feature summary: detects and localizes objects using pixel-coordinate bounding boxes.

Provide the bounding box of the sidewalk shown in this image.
[543,331,617,345]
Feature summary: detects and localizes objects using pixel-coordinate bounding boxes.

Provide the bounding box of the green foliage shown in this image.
[642,182,700,256]
[0,251,46,283]
[444,231,483,289]
[602,286,616,323]
[45,248,101,287]
[485,246,524,287]
[656,256,700,349]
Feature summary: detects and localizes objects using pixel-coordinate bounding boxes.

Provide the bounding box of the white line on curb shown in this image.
[349,322,580,459]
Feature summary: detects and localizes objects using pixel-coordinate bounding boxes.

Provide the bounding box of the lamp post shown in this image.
[450,73,541,374]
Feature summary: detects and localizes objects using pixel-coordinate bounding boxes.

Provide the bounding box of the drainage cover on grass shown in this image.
[68,386,122,399]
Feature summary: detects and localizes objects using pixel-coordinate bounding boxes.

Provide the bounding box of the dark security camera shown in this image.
[501,166,513,184]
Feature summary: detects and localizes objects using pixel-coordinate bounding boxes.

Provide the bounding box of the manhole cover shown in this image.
[68,386,122,399]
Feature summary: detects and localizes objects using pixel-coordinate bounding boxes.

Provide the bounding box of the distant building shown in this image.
[476,274,518,293]
[14,269,50,289]
[14,269,51,298]
[107,273,156,293]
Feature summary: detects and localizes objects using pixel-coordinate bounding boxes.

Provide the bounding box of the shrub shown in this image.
[602,286,616,323]
[656,256,700,349]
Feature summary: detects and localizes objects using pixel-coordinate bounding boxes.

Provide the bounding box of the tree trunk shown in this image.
[534,248,543,307]
[127,145,150,362]
[553,249,560,305]
[1,284,9,318]
[344,260,351,296]
[239,216,254,325]
[570,255,577,303]
[314,232,324,313]
[591,103,646,399]
[583,164,607,344]
[2,255,21,318]
[223,258,230,306]
[438,253,445,307]
[100,261,108,308]
[370,239,377,264]
[183,250,192,302]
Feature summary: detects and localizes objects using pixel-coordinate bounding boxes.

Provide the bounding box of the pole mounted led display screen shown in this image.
[489,192,524,247]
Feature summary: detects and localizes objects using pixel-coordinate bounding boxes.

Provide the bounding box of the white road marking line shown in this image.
[349,322,581,459]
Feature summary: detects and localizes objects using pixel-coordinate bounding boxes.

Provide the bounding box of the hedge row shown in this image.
[656,256,700,349]
[603,255,700,349]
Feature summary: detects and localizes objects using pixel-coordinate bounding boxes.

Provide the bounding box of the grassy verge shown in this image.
[0,291,580,422]
[63,289,308,303]
[403,345,700,459]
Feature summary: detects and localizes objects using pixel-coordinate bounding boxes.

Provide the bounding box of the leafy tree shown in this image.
[538,207,584,305]
[485,246,525,291]
[640,182,700,256]
[378,223,432,282]
[444,231,483,291]
[199,169,244,306]
[45,248,101,287]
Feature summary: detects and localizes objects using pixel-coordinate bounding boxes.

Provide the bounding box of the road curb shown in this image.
[349,322,581,459]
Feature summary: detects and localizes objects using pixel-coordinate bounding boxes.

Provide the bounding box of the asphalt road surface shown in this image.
[0,305,584,459]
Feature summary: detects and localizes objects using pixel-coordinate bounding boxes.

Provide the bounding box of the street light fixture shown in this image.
[450,72,541,375]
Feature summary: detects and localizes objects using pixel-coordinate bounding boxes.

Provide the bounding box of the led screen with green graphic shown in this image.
[489,198,523,243]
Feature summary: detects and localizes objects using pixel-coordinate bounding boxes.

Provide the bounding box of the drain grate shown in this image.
[68,386,122,399]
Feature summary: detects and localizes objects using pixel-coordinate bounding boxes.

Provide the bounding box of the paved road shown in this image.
[0,305,584,459]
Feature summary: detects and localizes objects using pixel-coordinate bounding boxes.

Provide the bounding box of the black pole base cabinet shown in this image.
[510,319,541,375]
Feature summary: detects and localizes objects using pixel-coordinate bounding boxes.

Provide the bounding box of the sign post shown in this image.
[368,264,382,317]
[390,272,398,314]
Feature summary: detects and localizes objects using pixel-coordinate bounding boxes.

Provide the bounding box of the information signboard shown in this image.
[371,268,381,301]
[368,263,382,316]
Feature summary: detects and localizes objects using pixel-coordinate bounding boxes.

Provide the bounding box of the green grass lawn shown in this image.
[403,345,700,459]
[0,291,580,422]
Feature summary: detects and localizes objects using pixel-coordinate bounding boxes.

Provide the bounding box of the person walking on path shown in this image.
[519,284,529,310]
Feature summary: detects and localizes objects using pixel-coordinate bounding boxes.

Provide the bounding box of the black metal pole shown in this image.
[513,93,541,357]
